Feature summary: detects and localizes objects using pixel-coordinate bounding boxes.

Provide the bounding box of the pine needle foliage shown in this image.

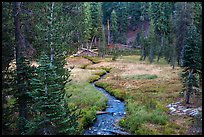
[25,53,80,135]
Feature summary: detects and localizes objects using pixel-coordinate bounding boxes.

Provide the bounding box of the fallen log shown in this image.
[96,111,110,115]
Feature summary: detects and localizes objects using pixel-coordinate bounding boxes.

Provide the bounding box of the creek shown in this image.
[84,73,129,135]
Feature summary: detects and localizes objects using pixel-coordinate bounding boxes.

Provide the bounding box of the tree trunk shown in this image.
[157,36,163,62]
[13,2,27,134]
[86,42,89,49]
[50,47,54,67]
[107,19,110,45]
[140,46,144,60]
[149,46,153,63]
[90,36,95,50]
[94,37,97,47]
[185,69,193,104]
[171,45,176,69]
[49,2,54,67]
[143,48,146,61]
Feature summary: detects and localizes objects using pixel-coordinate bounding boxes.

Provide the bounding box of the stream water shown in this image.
[84,74,129,135]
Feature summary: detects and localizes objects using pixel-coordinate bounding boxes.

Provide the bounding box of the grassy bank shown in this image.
[65,55,197,135]
[64,57,113,133]
[86,55,192,135]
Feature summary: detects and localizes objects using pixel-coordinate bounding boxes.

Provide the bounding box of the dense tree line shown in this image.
[2,2,202,135]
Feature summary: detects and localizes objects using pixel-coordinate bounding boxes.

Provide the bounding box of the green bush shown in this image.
[81,108,97,128]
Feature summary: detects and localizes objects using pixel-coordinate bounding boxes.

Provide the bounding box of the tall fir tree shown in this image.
[110,10,119,60]
[98,25,106,58]
[26,53,79,135]
[181,23,201,104]
[175,2,192,66]
[81,2,92,49]
[110,10,119,44]
[147,19,156,63]
[90,2,103,48]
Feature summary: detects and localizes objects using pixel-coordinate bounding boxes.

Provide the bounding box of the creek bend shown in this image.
[84,73,129,135]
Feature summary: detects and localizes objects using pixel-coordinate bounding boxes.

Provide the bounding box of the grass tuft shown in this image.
[124,74,158,80]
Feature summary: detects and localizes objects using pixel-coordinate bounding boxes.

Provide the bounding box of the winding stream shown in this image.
[84,73,129,135]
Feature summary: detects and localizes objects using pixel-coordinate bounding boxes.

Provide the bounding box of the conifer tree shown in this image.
[98,25,106,57]
[110,10,119,60]
[81,2,92,49]
[181,23,201,104]
[175,2,192,66]
[168,14,177,69]
[147,19,156,63]
[110,10,119,44]
[13,2,36,134]
[116,2,128,44]
[25,53,79,135]
[154,2,172,62]
[90,2,103,48]
[128,2,141,30]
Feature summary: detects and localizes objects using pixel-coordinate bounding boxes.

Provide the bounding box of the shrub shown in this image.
[81,108,97,128]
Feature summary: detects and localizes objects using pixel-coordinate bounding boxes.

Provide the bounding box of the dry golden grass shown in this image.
[65,56,92,68]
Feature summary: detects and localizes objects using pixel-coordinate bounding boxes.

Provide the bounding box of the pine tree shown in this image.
[81,2,92,49]
[168,14,177,69]
[147,19,156,63]
[154,2,172,62]
[22,2,80,134]
[181,23,201,104]
[13,2,35,134]
[116,2,128,43]
[90,2,103,48]
[25,53,79,135]
[192,2,202,34]
[128,2,141,30]
[110,10,119,60]
[139,2,149,61]
[98,25,106,57]
[110,10,119,44]
[175,2,192,66]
